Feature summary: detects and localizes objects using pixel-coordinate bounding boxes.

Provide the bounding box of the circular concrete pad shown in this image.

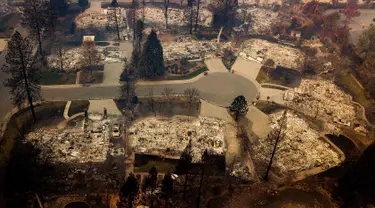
[192,72,259,106]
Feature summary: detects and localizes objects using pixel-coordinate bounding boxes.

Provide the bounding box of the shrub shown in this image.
[180,57,188,66]
[264,59,275,68]
[70,22,76,34]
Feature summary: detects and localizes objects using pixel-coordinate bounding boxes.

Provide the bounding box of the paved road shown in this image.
[42,73,259,107]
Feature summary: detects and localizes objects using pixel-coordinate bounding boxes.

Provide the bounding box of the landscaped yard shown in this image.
[166,66,208,80]
[144,62,208,81]
[256,66,301,88]
[40,71,77,85]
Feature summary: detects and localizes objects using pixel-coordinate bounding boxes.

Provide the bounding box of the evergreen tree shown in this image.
[175,140,193,199]
[119,173,139,208]
[135,20,144,54]
[139,30,165,78]
[2,32,40,122]
[131,47,140,67]
[230,95,249,120]
[163,0,171,29]
[185,0,195,34]
[212,0,238,31]
[22,0,52,57]
[47,3,58,34]
[131,0,139,40]
[49,0,69,16]
[70,22,76,34]
[142,167,158,208]
[120,61,137,109]
[161,172,174,208]
[78,0,89,10]
[194,0,201,31]
[339,141,375,206]
[108,0,121,40]
[196,149,211,208]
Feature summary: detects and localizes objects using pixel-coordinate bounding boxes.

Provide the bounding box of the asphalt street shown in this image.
[41,73,259,107]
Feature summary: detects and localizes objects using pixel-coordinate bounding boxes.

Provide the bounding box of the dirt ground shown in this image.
[206,184,336,208]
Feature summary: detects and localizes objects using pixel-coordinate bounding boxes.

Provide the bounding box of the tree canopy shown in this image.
[80,41,102,73]
[22,0,54,57]
[211,0,238,29]
[340,141,375,206]
[120,173,139,208]
[49,0,69,16]
[139,30,165,77]
[230,95,249,120]
[2,32,40,121]
[78,0,89,8]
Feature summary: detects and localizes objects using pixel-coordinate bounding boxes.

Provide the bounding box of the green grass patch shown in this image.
[68,100,90,117]
[335,72,375,124]
[256,69,272,83]
[166,66,208,80]
[40,71,77,85]
[336,73,368,105]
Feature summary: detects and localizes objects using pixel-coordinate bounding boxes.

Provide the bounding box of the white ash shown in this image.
[76,11,108,29]
[162,36,232,62]
[47,47,127,71]
[25,116,125,164]
[285,79,356,131]
[137,7,212,29]
[235,8,278,35]
[252,111,343,175]
[129,116,226,162]
[240,39,303,69]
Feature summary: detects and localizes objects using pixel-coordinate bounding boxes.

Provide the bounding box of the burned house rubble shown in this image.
[252,111,343,176]
[284,79,356,132]
[129,116,226,162]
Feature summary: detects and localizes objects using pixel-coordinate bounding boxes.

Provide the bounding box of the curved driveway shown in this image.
[41,72,259,107]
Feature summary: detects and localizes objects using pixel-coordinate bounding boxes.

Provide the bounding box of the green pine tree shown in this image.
[2,32,40,122]
[230,95,249,120]
[139,30,165,78]
[22,0,53,57]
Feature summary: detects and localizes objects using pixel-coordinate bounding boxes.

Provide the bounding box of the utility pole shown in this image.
[264,110,287,181]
